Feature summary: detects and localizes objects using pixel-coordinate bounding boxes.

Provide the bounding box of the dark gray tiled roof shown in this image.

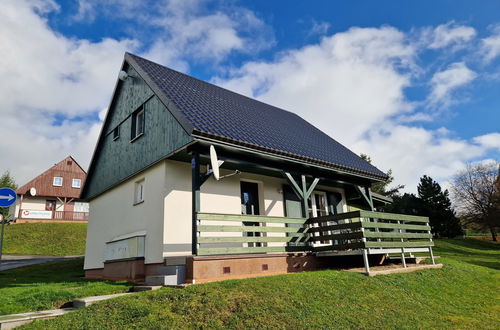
[127,53,386,179]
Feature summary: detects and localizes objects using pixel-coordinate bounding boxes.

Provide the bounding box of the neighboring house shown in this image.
[82,53,435,284]
[11,156,89,222]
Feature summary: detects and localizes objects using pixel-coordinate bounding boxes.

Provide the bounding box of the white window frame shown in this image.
[72,178,81,188]
[134,179,145,205]
[53,177,63,187]
[131,107,145,141]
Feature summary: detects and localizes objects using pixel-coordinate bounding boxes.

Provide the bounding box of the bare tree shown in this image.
[451,162,500,241]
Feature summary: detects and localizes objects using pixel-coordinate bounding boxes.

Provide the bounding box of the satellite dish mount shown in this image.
[208,145,240,181]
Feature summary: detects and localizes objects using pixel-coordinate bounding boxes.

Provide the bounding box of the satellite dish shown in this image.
[118,70,129,81]
[210,145,224,180]
[30,187,37,196]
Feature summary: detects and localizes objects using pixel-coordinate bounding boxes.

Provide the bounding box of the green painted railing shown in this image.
[195,210,433,256]
[196,213,309,256]
[307,210,433,251]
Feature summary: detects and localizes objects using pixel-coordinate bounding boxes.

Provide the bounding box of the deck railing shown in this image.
[307,210,433,252]
[195,210,433,257]
[54,211,89,221]
[196,213,309,256]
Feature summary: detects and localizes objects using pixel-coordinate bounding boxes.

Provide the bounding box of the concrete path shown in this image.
[0,255,83,271]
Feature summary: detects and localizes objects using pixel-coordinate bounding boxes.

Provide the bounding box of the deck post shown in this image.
[428,246,436,265]
[362,248,370,274]
[400,248,407,268]
[191,151,201,256]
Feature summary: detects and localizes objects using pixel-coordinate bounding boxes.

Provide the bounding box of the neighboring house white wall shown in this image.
[84,162,167,270]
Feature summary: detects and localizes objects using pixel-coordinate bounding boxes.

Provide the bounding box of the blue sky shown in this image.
[1,0,499,192]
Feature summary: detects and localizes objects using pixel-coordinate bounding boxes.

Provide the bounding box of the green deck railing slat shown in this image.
[308,222,362,232]
[314,242,365,251]
[310,231,364,241]
[362,222,430,231]
[197,246,308,256]
[198,225,309,233]
[364,241,434,248]
[364,232,432,239]
[198,236,308,243]
[359,210,429,223]
[197,213,307,224]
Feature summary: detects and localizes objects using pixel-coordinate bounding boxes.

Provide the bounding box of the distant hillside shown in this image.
[2,223,87,256]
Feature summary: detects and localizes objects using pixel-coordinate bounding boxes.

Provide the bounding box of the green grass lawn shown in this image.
[0,258,132,316]
[3,223,87,256]
[21,238,499,329]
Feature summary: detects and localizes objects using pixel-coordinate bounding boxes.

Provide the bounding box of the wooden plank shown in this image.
[310,232,364,242]
[307,211,362,223]
[197,246,308,256]
[360,210,429,223]
[197,213,306,224]
[198,225,309,233]
[364,232,432,239]
[362,222,430,231]
[308,222,362,232]
[198,236,308,243]
[364,241,434,248]
[313,242,365,251]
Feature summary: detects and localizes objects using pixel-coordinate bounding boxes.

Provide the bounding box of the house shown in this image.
[10,156,89,222]
[82,53,436,284]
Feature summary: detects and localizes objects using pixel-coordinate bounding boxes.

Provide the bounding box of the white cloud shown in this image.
[215,27,498,193]
[428,22,476,49]
[481,25,500,62]
[308,21,331,36]
[473,133,500,150]
[428,62,476,108]
[0,0,272,185]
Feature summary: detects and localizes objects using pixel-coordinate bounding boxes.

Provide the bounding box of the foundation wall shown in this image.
[85,258,165,282]
[186,253,330,283]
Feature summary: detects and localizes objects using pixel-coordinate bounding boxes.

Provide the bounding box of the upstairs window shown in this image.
[53,177,63,186]
[72,178,81,188]
[131,106,145,141]
[134,179,145,205]
[113,126,120,140]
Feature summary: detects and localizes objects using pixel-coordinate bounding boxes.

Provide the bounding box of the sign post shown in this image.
[0,187,17,266]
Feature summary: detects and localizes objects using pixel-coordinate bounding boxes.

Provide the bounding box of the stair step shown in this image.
[133,285,162,292]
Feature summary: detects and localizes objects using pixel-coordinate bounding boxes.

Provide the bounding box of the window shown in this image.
[113,126,120,140]
[72,178,81,188]
[134,179,145,204]
[53,177,63,186]
[45,200,56,211]
[131,106,145,141]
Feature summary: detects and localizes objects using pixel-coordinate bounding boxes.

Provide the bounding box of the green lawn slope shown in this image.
[2,223,87,256]
[0,259,132,315]
[24,238,499,329]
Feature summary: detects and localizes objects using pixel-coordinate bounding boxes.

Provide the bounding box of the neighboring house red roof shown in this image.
[17,156,87,199]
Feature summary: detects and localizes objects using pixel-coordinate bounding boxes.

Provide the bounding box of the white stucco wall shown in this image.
[84,161,167,270]
[163,160,288,257]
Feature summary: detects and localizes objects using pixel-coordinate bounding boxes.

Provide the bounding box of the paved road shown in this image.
[0,255,83,271]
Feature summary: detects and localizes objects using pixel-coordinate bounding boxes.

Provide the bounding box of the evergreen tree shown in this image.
[360,154,404,197]
[417,175,463,238]
[0,171,18,220]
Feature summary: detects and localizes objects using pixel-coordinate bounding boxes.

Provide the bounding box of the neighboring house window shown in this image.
[53,177,63,186]
[113,126,120,140]
[72,178,81,188]
[134,179,145,204]
[45,200,56,211]
[131,106,145,141]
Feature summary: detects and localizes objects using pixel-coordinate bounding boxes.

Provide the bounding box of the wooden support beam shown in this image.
[192,152,201,256]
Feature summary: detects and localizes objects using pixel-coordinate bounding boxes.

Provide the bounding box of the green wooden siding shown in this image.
[83,67,193,199]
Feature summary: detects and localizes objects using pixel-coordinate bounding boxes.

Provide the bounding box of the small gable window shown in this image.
[131,106,145,141]
[72,178,81,188]
[113,126,120,140]
[53,177,63,186]
[134,179,145,205]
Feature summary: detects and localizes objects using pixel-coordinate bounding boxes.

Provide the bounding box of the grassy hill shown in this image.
[2,223,87,256]
[23,238,499,329]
